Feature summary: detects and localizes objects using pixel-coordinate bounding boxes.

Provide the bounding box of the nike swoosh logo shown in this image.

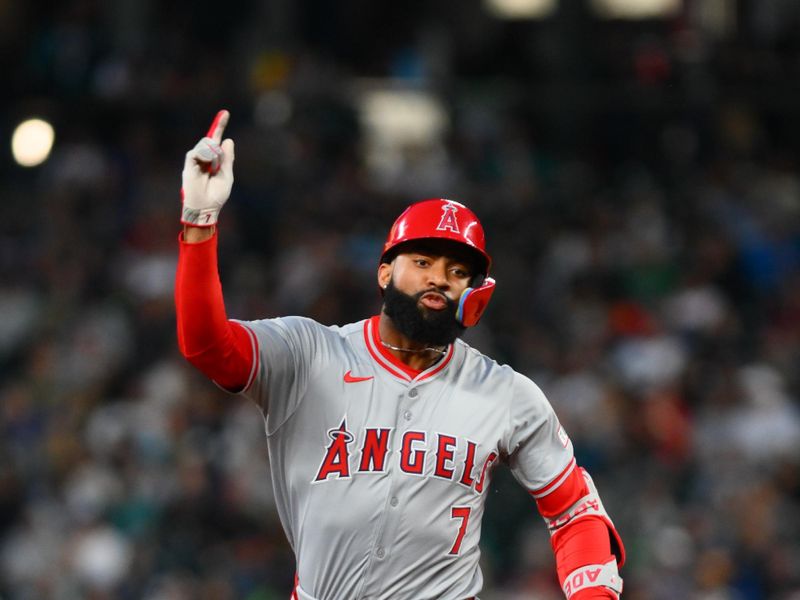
[344,370,374,383]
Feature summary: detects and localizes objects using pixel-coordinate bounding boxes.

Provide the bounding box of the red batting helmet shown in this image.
[381,198,495,327]
[380,198,492,274]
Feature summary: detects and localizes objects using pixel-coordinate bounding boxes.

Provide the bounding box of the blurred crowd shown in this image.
[2,1,800,599]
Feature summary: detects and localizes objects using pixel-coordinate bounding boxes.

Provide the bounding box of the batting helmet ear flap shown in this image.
[456,277,496,327]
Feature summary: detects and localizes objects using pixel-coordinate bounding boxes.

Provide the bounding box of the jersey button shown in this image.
[376,547,385,558]
[390,496,399,507]
[403,410,412,421]
[408,388,419,398]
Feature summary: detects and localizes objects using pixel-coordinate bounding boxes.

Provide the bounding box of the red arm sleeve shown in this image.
[175,231,255,391]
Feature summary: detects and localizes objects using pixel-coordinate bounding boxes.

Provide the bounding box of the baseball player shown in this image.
[175,111,625,599]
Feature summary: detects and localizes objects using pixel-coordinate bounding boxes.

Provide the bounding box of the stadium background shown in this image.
[2,0,800,598]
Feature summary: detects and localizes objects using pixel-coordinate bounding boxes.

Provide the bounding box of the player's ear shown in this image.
[378,262,392,293]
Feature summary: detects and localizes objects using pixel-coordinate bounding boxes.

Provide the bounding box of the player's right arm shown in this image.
[175,111,255,391]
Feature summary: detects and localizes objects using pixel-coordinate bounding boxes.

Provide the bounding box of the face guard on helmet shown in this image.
[380,198,496,327]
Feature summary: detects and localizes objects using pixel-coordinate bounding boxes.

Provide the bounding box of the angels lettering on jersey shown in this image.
[313,418,498,494]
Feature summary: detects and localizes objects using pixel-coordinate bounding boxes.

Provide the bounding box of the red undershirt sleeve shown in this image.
[175,231,254,391]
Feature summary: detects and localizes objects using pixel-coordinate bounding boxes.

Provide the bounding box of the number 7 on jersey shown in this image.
[448,506,472,555]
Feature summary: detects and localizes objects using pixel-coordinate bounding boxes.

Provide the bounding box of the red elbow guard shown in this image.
[533,463,625,598]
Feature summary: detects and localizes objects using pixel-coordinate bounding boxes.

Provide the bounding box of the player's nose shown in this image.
[425,260,450,290]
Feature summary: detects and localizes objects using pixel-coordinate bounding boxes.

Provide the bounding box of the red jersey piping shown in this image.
[363,316,454,383]
[529,457,577,499]
[238,322,260,393]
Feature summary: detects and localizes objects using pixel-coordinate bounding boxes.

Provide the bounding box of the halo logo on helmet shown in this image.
[380,198,496,327]
[436,202,461,234]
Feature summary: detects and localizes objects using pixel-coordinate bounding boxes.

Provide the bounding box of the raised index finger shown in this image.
[206,110,229,143]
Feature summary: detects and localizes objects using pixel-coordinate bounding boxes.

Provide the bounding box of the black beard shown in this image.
[382,280,465,347]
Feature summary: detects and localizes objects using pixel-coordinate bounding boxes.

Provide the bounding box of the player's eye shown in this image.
[451,267,470,278]
[414,258,430,267]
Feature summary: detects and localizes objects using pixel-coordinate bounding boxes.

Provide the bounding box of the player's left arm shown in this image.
[506,374,625,599]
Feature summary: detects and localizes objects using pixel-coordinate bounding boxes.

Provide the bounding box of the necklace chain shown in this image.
[380,339,447,355]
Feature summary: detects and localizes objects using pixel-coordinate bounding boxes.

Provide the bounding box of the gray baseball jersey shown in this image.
[236,314,574,600]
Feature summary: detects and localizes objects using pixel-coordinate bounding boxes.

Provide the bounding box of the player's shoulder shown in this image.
[244,315,358,341]
[332,317,368,338]
[455,340,548,401]
[455,339,516,384]
[280,315,361,335]
[281,316,369,349]
[245,314,318,334]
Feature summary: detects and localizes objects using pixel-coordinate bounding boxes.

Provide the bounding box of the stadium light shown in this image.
[590,0,681,19]
[356,84,449,188]
[484,0,557,19]
[359,88,447,147]
[12,118,55,167]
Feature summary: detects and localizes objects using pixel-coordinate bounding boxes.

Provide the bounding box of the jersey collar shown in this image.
[363,315,455,383]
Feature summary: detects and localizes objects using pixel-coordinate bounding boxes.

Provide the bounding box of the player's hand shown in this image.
[181,110,235,227]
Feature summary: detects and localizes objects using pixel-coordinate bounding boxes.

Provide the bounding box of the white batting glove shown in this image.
[180,110,235,227]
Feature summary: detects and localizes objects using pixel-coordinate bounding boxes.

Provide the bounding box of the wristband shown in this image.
[563,559,622,599]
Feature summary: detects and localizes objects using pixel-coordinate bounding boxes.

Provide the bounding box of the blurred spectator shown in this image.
[2,1,800,598]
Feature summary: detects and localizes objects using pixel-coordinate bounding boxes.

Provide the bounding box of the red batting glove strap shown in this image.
[175,231,253,390]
